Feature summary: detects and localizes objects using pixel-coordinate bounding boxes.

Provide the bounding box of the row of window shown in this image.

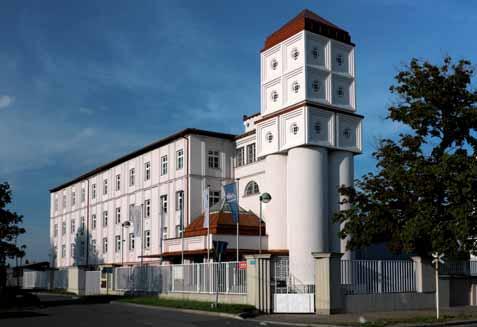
[269,49,346,71]
[54,149,226,211]
[270,81,345,103]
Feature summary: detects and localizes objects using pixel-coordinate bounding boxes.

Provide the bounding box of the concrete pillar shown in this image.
[328,151,354,259]
[287,146,328,284]
[313,252,343,315]
[263,154,287,251]
[411,256,436,293]
[245,254,271,313]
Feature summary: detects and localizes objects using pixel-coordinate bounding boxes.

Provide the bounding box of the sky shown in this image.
[1,0,477,263]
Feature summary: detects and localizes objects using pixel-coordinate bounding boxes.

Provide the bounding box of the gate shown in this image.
[271,256,315,313]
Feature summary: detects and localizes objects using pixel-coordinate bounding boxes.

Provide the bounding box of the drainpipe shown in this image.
[85,179,90,267]
[181,135,190,262]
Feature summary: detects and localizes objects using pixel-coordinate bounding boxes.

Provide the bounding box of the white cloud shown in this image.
[0,95,14,109]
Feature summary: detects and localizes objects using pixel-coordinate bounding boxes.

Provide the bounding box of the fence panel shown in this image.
[23,270,50,289]
[84,271,101,295]
[52,269,68,289]
[341,260,416,295]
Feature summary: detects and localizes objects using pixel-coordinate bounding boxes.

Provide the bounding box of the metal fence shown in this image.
[341,260,417,295]
[114,261,247,295]
[440,261,477,276]
[23,270,50,289]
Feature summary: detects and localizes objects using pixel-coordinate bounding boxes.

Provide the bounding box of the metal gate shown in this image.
[271,256,315,313]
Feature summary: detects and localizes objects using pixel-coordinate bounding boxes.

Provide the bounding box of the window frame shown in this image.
[207,150,220,169]
[145,161,151,181]
[161,155,168,176]
[176,149,184,170]
[246,143,256,165]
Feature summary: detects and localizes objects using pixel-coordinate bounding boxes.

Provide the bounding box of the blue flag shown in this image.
[224,182,240,224]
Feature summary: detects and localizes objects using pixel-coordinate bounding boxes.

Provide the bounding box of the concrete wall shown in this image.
[343,292,436,313]
[159,292,247,305]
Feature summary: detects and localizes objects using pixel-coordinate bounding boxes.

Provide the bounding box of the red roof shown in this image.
[262,9,353,52]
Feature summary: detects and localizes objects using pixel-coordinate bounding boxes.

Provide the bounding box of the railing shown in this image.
[341,260,417,295]
[114,261,247,295]
[440,260,477,276]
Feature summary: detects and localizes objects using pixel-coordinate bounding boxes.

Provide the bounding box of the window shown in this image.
[270,58,278,70]
[160,195,168,214]
[53,246,58,259]
[145,199,151,218]
[209,190,220,208]
[54,224,58,237]
[61,245,66,258]
[246,143,256,164]
[314,121,322,134]
[161,155,168,175]
[81,188,85,202]
[163,226,168,239]
[103,179,108,195]
[92,184,96,199]
[116,174,121,191]
[176,191,184,211]
[336,53,343,66]
[115,235,121,252]
[103,211,108,227]
[71,191,76,206]
[312,47,319,59]
[312,80,320,93]
[102,237,108,253]
[115,207,121,224]
[244,181,260,196]
[80,216,85,233]
[176,149,184,170]
[129,233,135,251]
[129,168,135,186]
[145,162,151,181]
[291,47,299,60]
[343,127,352,139]
[236,147,244,167]
[337,86,344,98]
[92,239,97,253]
[291,81,300,93]
[70,244,75,258]
[129,204,135,220]
[266,132,273,143]
[290,123,299,135]
[92,214,97,230]
[71,219,76,234]
[270,90,279,102]
[63,195,67,209]
[144,230,151,249]
[62,222,66,235]
[208,151,220,169]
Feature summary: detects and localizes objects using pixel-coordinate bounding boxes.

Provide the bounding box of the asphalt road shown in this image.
[0,294,280,327]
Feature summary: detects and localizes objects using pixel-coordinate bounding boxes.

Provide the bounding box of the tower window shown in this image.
[291,47,299,60]
[291,81,300,93]
[270,90,279,102]
[336,54,344,66]
[270,58,278,70]
[343,127,352,139]
[312,80,320,93]
[337,86,344,98]
[290,123,299,135]
[314,121,322,134]
[312,47,319,59]
[265,132,273,143]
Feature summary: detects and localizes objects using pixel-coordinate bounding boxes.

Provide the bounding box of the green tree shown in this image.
[0,182,26,295]
[335,57,477,258]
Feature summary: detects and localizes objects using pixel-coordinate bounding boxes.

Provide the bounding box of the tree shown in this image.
[335,57,477,258]
[0,182,26,295]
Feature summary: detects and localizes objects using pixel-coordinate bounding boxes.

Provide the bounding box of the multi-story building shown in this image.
[50,10,363,284]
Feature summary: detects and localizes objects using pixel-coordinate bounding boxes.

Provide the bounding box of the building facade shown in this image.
[49,10,363,284]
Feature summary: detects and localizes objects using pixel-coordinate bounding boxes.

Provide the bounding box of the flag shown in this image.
[224,182,239,224]
[131,205,142,237]
[203,188,210,228]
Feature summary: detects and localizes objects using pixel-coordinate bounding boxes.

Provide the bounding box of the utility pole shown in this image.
[432,252,445,320]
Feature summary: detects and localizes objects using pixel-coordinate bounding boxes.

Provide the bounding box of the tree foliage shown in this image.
[335,57,477,258]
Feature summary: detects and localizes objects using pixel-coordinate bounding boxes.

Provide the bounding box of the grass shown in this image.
[118,296,256,314]
[358,314,474,326]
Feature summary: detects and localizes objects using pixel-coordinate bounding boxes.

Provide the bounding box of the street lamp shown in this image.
[121,221,131,266]
[259,192,272,254]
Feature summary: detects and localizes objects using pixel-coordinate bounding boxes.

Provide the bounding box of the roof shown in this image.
[184,198,265,237]
[50,128,236,192]
[262,9,353,52]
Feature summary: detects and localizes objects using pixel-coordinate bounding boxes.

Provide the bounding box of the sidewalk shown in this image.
[251,306,477,326]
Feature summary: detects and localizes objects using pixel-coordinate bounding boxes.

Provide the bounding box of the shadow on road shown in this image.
[0,311,48,319]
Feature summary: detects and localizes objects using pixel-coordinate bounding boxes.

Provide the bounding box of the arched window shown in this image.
[244,181,260,196]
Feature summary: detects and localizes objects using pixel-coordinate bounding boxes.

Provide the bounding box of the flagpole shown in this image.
[236,178,240,262]
[206,185,210,262]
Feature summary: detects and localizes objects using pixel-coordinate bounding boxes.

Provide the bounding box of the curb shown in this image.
[246,318,477,327]
[110,301,245,320]
[246,319,343,327]
[407,319,477,327]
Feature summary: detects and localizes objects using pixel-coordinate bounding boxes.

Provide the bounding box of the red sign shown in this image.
[239,261,247,270]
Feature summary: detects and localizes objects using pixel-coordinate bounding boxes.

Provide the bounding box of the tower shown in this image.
[258,10,363,284]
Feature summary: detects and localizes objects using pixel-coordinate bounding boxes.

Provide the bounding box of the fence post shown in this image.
[245,254,271,313]
[378,260,383,294]
[411,256,435,293]
[312,252,343,315]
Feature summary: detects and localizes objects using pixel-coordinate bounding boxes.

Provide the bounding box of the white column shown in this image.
[287,146,328,284]
[263,153,287,251]
[328,151,354,259]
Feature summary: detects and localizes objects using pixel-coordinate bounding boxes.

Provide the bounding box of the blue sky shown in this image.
[1,0,477,262]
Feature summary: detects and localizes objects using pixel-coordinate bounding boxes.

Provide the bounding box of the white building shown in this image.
[49,10,363,284]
